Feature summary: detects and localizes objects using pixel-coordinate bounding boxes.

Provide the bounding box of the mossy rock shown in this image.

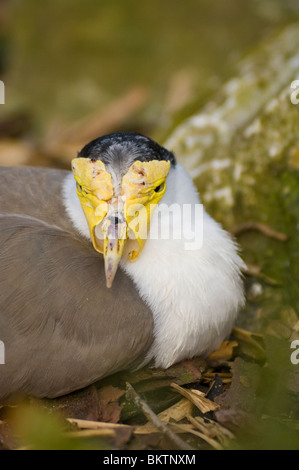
[166,22,299,326]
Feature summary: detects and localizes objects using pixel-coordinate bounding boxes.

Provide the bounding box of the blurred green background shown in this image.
[1,0,299,166]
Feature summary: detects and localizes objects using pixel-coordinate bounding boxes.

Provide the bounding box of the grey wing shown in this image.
[0,213,153,400]
[0,166,72,230]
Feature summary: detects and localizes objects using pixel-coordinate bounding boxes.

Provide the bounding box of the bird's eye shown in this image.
[154,182,165,193]
[76,182,83,193]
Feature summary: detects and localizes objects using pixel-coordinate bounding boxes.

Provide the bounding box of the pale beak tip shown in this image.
[102,217,127,289]
[104,258,118,288]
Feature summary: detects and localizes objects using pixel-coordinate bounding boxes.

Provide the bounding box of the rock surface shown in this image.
[166,23,299,327]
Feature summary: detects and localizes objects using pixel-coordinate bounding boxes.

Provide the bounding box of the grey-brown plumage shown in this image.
[0,166,153,401]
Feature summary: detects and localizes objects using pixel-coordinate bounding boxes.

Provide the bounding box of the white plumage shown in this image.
[63,161,245,368]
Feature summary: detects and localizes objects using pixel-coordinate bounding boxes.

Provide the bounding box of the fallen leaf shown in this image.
[265,320,292,340]
[98,386,125,423]
[134,422,194,435]
[164,358,206,385]
[66,419,133,448]
[232,327,266,361]
[97,386,125,403]
[187,413,234,442]
[132,398,193,434]
[157,398,194,424]
[208,340,238,361]
[171,422,223,450]
[170,383,219,414]
[44,385,100,421]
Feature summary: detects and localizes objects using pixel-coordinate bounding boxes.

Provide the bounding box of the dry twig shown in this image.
[171,383,219,414]
[232,222,288,242]
[126,382,194,450]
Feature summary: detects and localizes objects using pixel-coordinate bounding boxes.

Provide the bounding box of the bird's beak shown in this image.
[93,210,127,288]
[72,157,170,288]
[71,157,128,287]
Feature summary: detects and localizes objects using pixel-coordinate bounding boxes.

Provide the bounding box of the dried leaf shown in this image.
[232,327,266,360]
[126,383,194,450]
[134,422,194,435]
[265,320,292,340]
[170,422,223,450]
[66,429,115,438]
[66,419,133,447]
[188,414,235,442]
[186,414,234,448]
[67,418,131,431]
[164,358,206,385]
[157,398,194,424]
[44,385,100,421]
[98,386,125,424]
[133,398,193,434]
[170,383,219,414]
[208,340,238,360]
[279,307,298,330]
[98,386,125,404]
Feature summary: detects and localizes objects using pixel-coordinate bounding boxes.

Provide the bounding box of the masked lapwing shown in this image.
[0,132,245,401]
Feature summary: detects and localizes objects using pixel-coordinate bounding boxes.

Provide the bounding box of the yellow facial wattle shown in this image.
[71,158,113,252]
[121,160,170,260]
[71,156,170,286]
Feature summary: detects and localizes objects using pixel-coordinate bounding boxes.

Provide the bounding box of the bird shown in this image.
[0,132,245,402]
